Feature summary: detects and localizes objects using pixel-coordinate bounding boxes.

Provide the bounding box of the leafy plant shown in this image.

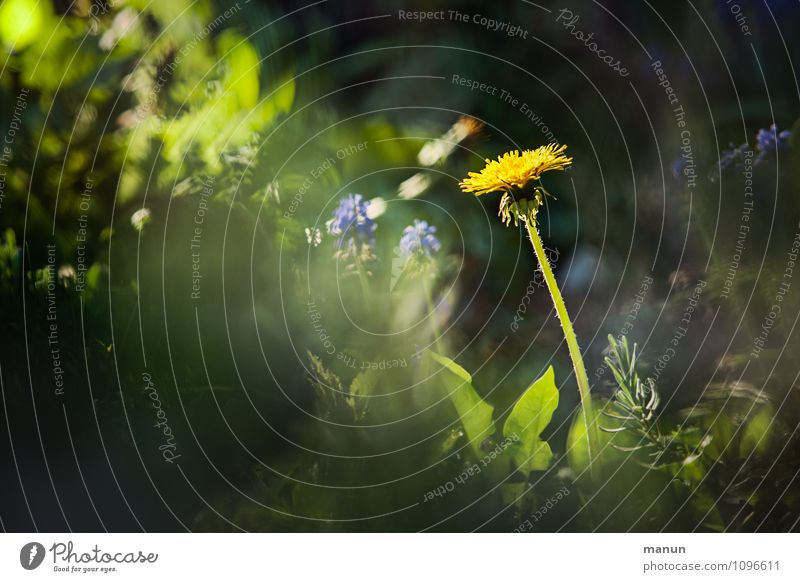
[504,366,558,474]
[602,334,710,471]
[426,351,494,457]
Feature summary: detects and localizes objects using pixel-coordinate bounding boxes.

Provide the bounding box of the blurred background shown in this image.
[1,0,799,532]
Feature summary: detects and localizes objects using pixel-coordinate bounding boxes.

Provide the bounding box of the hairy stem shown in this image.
[525,218,600,480]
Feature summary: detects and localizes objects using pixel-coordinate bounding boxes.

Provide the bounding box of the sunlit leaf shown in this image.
[504,366,558,473]
[0,0,45,50]
[427,351,494,457]
[218,31,260,110]
[567,400,630,474]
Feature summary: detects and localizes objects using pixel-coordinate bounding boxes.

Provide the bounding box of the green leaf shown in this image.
[218,32,260,110]
[567,400,639,474]
[504,366,558,439]
[704,416,736,460]
[504,366,558,473]
[739,406,775,458]
[427,351,494,457]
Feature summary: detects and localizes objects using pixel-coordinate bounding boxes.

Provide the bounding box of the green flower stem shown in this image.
[355,257,371,301]
[524,217,600,479]
[422,276,444,353]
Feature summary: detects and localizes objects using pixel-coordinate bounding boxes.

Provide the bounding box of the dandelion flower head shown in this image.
[459,144,572,196]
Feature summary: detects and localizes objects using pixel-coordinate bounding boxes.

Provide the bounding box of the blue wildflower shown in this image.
[755,124,791,154]
[671,157,688,180]
[398,220,441,261]
[327,194,376,254]
[708,142,751,182]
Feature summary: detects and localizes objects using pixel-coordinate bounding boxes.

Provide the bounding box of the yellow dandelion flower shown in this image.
[459,144,572,195]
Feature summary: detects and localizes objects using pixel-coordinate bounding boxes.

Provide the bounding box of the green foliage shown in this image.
[349,367,381,422]
[3,0,799,533]
[0,229,20,284]
[504,366,558,474]
[159,32,295,175]
[426,351,494,457]
[307,351,357,424]
[567,401,620,474]
[0,0,44,51]
[425,352,559,479]
[739,406,776,458]
[604,335,659,428]
[600,335,714,475]
[568,335,787,530]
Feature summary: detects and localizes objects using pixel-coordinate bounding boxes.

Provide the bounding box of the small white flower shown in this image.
[305,227,322,247]
[131,207,152,231]
[58,265,76,285]
[398,173,431,200]
[366,196,387,219]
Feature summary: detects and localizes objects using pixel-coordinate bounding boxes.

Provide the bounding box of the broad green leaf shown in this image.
[704,416,736,460]
[523,441,553,473]
[504,366,558,473]
[427,351,494,456]
[739,406,775,458]
[504,366,558,437]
